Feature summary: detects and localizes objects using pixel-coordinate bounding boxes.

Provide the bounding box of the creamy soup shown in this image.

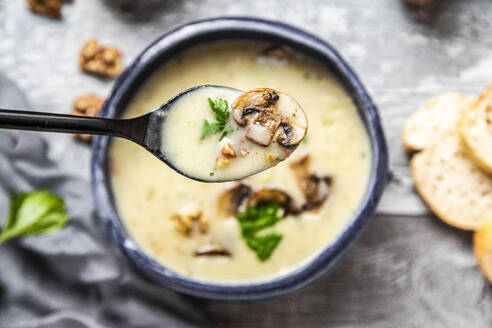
[111,42,371,283]
[163,86,307,181]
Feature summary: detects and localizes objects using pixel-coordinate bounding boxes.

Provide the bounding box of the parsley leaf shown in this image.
[208,97,229,127]
[200,120,222,140]
[245,233,283,262]
[200,98,230,140]
[218,125,234,142]
[236,203,283,261]
[0,190,68,244]
[237,203,281,235]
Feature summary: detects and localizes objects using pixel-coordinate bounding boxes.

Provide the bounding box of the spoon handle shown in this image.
[0,108,147,142]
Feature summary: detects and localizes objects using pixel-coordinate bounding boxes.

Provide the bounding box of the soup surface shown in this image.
[163,86,306,181]
[111,42,371,283]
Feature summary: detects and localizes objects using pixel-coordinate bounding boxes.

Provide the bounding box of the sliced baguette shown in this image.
[411,133,492,230]
[458,85,492,174]
[403,93,473,152]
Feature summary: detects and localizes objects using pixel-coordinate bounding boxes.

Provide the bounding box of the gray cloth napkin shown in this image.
[0,76,209,328]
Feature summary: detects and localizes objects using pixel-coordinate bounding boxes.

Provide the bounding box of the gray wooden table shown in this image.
[1,0,492,326]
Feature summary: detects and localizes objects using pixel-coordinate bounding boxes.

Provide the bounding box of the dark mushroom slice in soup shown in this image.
[290,154,333,211]
[301,175,333,211]
[232,88,308,148]
[248,188,299,216]
[217,183,252,218]
[194,243,232,257]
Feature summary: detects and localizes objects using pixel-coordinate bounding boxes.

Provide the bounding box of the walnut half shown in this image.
[79,39,123,78]
[171,204,209,236]
[72,93,105,143]
[26,0,62,19]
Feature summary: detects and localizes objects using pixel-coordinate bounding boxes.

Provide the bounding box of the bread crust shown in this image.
[411,133,492,231]
[458,85,492,174]
[403,93,473,152]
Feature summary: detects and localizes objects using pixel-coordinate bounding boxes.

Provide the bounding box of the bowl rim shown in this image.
[91,16,389,300]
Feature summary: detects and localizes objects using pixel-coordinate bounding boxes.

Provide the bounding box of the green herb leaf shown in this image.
[237,203,281,235]
[208,97,229,127]
[218,130,227,142]
[218,125,234,142]
[0,190,68,244]
[236,203,283,261]
[200,120,222,140]
[245,233,283,261]
[200,98,230,141]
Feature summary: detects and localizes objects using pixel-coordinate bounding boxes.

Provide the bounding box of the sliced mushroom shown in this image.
[290,155,333,212]
[217,183,252,218]
[232,88,281,146]
[232,88,280,126]
[301,175,333,211]
[275,94,308,147]
[245,111,282,146]
[248,188,299,215]
[194,244,232,257]
[232,88,307,147]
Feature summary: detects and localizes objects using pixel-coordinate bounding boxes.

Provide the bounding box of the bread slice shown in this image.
[458,85,492,174]
[474,213,492,283]
[403,93,473,152]
[411,133,492,230]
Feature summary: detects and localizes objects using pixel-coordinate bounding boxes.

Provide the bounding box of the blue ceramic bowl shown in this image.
[91,17,388,300]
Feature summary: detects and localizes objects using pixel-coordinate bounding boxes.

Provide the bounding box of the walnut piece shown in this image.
[216,157,231,169]
[72,94,105,143]
[26,0,62,19]
[221,143,236,157]
[171,204,209,236]
[79,39,123,78]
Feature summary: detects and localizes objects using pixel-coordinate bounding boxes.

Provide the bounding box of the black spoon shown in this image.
[0,85,242,182]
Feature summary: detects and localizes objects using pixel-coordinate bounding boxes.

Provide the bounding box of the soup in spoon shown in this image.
[163,86,307,181]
